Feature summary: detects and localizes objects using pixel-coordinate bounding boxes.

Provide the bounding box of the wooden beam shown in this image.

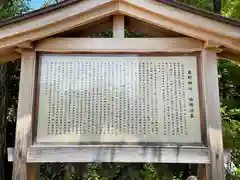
[204,40,221,49]
[0,0,239,57]
[127,17,182,37]
[204,41,224,53]
[8,146,210,163]
[0,1,118,50]
[113,15,125,38]
[79,18,112,37]
[199,49,225,180]
[14,48,22,54]
[218,51,240,62]
[16,41,33,49]
[197,164,208,180]
[35,37,204,52]
[0,0,113,40]
[56,17,112,37]
[0,51,20,63]
[7,146,230,163]
[12,49,38,180]
[24,145,210,163]
[122,0,240,40]
[118,1,240,53]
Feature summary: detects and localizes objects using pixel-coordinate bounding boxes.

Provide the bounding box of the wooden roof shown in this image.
[0,0,239,62]
[0,0,239,27]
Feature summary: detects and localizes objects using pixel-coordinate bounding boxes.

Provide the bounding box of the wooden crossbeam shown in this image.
[0,52,20,63]
[8,146,210,164]
[35,37,204,53]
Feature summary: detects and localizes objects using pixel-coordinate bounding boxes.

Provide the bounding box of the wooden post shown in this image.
[200,49,225,180]
[197,164,208,180]
[113,15,124,38]
[12,49,38,180]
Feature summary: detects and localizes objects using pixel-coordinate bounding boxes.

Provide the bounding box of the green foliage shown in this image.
[218,59,240,178]
[226,167,240,180]
[0,0,30,19]
[42,0,59,7]
[178,0,240,19]
[222,108,240,149]
[40,163,186,180]
[221,0,240,19]
[177,0,213,11]
[218,60,240,109]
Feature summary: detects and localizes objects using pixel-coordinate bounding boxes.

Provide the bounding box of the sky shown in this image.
[30,0,44,9]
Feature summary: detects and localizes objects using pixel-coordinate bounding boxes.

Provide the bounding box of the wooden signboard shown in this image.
[0,0,239,180]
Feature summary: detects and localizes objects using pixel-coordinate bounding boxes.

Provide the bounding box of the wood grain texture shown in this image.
[35,37,204,52]
[7,147,230,163]
[0,1,117,50]
[0,1,239,61]
[0,0,239,41]
[56,17,112,37]
[197,164,208,180]
[126,17,182,37]
[123,0,240,39]
[0,0,112,39]
[23,145,211,163]
[218,51,240,62]
[118,1,240,53]
[0,51,20,63]
[12,49,37,180]
[79,18,112,37]
[113,15,125,38]
[200,49,225,180]
[17,41,34,49]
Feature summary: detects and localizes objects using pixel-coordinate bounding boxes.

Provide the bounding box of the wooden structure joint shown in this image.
[204,40,224,53]
[16,41,34,49]
[14,48,22,54]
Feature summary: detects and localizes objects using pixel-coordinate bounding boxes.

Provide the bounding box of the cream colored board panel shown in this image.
[36,54,201,144]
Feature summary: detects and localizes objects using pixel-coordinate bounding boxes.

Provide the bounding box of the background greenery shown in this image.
[0,0,240,179]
